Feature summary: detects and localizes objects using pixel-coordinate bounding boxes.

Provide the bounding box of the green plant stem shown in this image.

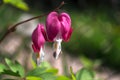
[0,1,64,44]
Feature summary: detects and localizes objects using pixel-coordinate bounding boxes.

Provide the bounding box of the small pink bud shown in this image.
[46,11,73,42]
[32,24,46,53]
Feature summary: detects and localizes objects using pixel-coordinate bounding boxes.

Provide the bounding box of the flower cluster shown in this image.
[32,11,73,66]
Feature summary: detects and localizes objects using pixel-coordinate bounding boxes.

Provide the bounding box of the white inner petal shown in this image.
[53,39,62,59]
[40,47,45,61]
[37,47,45,66]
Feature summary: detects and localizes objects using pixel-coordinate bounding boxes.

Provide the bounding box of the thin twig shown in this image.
[0,1,65,44]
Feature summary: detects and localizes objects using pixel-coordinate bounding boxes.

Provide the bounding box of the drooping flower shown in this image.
[46,11,72,42]
[32,24,47,65]
[46,11,73,59]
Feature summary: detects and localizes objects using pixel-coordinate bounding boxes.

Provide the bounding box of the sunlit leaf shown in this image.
[3,0,29,11]
[26,76,42,80]
[39,72,56,80]
[56,76,70,80]
[5,58,25,77]
[27,67,57,80]
[46,68,58,74]
[39,61,51,69]
[76,68,94,80]
[0,64,7,73]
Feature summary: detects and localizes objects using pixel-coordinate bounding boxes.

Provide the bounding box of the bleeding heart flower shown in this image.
[46,11,73,59]
[32,24,46,65]
[46,11,72,42]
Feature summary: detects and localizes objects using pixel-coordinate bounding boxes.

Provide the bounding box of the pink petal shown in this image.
[59,12,72,41]
[41,25,48,41]
[32,44,39,53]
[59,12,71,26]
[32,24,46,53]
[46,12,61,41]
[65,27,73,42]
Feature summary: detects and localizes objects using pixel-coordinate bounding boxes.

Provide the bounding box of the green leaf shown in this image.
[26,76,42,80]
[27,67,57,80]
[56,76,70,80]
[0,64,7,73]
[3,0,29,11]
[46,68,58,74]
[1,69,20,77]
[39,61,51,69]
[14,61,25,77]
[76,68,94,80]
[26,67,46,77]
[5,58,25,77]
[39,72,56,80]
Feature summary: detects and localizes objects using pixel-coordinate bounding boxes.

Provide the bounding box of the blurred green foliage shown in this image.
[3,0,29,11]
[0,5,21,28]
[63,9,120,69]
[0,58,95,80]
[76,68,94,80]
[0,4,22,40]
[1,0,120,73]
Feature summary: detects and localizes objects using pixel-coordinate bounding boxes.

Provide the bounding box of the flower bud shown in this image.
[32,24,46,65]
[32,24,46,53]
